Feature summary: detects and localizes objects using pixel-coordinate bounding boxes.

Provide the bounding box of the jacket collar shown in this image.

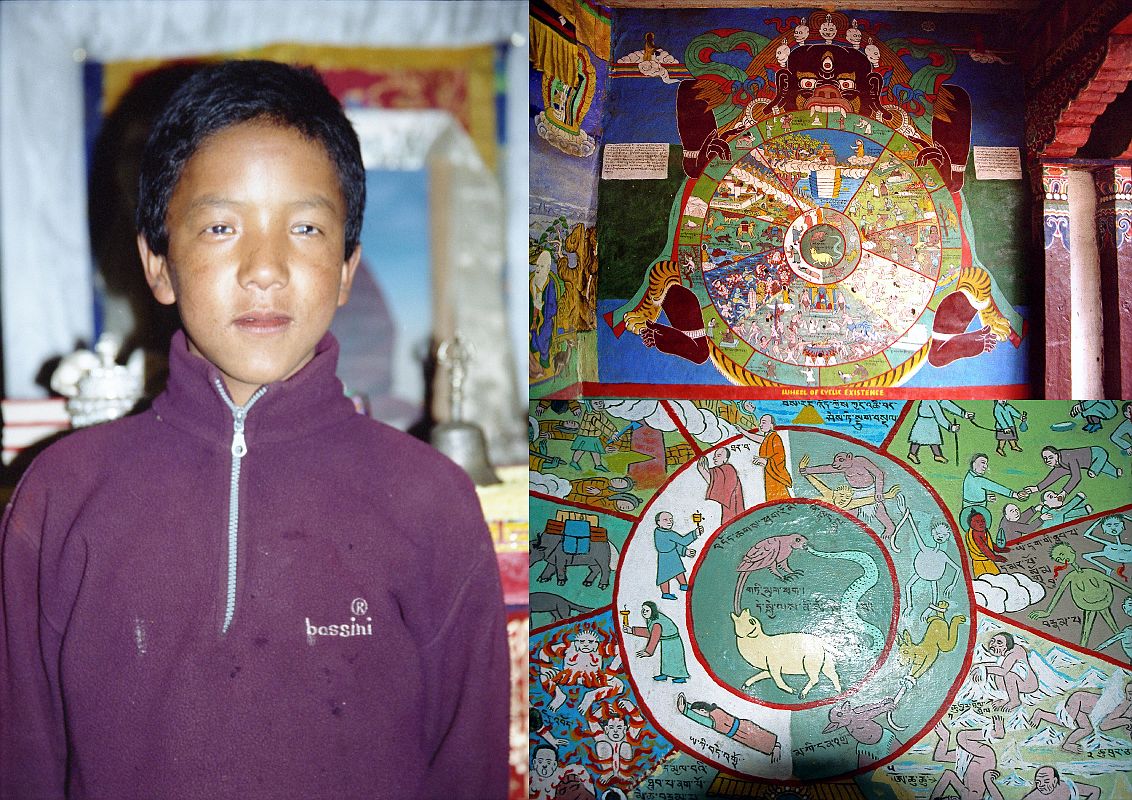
[151,329,357,445]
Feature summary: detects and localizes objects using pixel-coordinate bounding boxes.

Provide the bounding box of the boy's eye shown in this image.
[292,224,321,235]
[205,224,234,235]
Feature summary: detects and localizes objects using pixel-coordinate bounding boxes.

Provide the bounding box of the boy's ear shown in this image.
[337,245,362,307]
[137,234,177,306]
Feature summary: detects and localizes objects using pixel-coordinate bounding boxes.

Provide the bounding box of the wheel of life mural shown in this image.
[613,426,974,782]
[684,111,960,388]
[531,401,1132,798]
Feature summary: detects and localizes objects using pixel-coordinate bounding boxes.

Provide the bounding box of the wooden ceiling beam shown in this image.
[601,0,1041,13]
[1046,35,1132,158]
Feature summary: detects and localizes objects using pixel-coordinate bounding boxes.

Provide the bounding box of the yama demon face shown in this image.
[771,44,883,119]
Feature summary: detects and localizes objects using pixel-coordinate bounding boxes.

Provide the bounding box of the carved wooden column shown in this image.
[1040,163,1072,398]
[1094,164,1132,397]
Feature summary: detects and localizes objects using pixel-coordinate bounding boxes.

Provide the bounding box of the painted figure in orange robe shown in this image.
[964,509,1005,578]
[743,414,792,501]
[697,446,745,525]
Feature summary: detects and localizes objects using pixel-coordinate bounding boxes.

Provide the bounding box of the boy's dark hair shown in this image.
[137,59,365,260]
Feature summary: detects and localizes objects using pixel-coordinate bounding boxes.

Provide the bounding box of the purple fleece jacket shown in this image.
[1,331,508,800]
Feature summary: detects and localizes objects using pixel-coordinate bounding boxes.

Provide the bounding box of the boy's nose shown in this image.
[238,236,290,290]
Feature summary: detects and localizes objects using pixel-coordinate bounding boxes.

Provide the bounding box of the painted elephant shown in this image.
[530,530,618,590]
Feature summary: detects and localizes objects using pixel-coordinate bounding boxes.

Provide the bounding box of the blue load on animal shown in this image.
[531,511,617,589]
[562,518,592,555]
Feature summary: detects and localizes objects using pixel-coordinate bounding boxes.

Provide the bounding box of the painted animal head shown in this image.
[896,631,913,657]
[822,700,853,733]
[895,630,926,664]
[730,609,764,638]
[782,534,808,552]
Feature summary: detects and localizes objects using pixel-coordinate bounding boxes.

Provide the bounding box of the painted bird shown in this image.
[734,533,808,613]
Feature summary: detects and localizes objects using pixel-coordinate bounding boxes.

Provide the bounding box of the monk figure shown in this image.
[743,414,792,502]
[697,446,745,525]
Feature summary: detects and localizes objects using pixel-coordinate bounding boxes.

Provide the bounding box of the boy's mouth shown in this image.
[233,312,293,333]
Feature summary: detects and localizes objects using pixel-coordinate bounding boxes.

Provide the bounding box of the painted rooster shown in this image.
[733,533,808,613]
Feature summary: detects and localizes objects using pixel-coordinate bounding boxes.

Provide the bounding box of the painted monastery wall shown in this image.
[528,4,1132,800]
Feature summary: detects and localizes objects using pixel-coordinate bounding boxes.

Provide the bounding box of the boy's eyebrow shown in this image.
[185,194,341,213]
[288,195,341,212]
[184,195,241,212]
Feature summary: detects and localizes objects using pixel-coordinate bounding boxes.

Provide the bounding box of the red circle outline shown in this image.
[610,423,979,783]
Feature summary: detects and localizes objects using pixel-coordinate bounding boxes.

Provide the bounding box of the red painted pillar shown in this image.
[1094,165,1132,397]
[1040,163,1072,398]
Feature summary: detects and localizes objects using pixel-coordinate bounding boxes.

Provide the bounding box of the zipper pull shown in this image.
[231,411,247,457]
[214,378,265,459]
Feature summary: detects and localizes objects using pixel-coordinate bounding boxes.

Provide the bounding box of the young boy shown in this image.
[0,61,508,799]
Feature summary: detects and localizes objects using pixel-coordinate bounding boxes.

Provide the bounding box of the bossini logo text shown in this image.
[305,598,373,643]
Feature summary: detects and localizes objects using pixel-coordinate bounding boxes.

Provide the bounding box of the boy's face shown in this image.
[139,120,360,405]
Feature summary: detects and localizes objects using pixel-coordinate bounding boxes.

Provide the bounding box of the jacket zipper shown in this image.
[214,380,268,635]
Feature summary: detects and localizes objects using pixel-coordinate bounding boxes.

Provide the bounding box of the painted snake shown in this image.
[804,545,884,652]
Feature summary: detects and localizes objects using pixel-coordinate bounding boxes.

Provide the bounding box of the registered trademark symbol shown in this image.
[351,598,368,616]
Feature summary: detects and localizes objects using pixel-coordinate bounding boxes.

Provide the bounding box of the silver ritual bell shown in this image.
[430,337,500,485]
